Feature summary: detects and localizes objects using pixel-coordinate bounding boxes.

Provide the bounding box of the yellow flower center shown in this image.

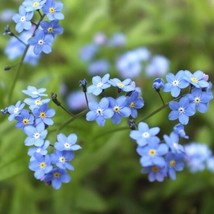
[130,102,135,108]
[54,172,60,178]
[49,7,55,13]
[39,162,46,169]
[194,97,201,104]
[191,77,198,83]
[113,106,120,112]
[151,166,159,172]
[35,99,42,105]
[149,149,156,156]
[59,156,65,163]
[48,27,53,33]
[117,82,124,88]
[169,160,176,167]
[23,118,29,125]
[33,2,39,7]
[40,112,46,118]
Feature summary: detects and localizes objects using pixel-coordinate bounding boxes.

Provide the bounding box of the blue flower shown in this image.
[7,101,25,121]
[126,91,144,118]
[152,78,165,91]
[40,20,63,37]
[168,96,195,125]
[207,156,214,172]
[24,97,50,110]
[15,109,34,129]
[12,5,33,33]
[107,33,126,47]
[51,150,74,170]
[54,133,81,151]
[86,97,114,126]
[43,168,70,189]
[184,70,209,88]
[110,78,135,92]
[42,0,64,20]
[163,132,185,154]
[22,85,48,98]
[87,74,111,96]
[142,165,167,182]
[130,122,160,147]
[137,141,168,167]
[88,60,110,75]
[23,0,47,12]
[187,88,213,113]
[29,153,53,179]
[33,103,55,126]
[165,152,185,180]
[163,70,189,97]
[107,96,131,124]
[28,140,50,160]
[173,123,189,139]
[28,30,54,55]
[24,123,48,146]
[79,43,98,62]
[145,55,169,77]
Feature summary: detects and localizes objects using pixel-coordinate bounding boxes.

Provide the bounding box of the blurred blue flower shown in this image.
[130,122,160,147]
[152,78,165,91]
[12,5,33,33]
[107,33,126,47]
[93,32,107,45]
[110,78,135,92]
[168,96,195,125]
[24,122,48,146]
[43,168,70,189]
[86,97,114,126]
[88,59,110,75]
[42,0,64,20]
[22,85,47,98]
[145,55,169,77]
[7,101,25,121]
[87,73,111,96]
[207,156,214,172]
[163,70,189,97]
[79,43,98,62]
[137,141,168,167]
[54,133,81,151]
[0,9,15,22]
[108,96,131,124]
[29,153,53,179]
[23,0,46,12]
[173,123,189,139]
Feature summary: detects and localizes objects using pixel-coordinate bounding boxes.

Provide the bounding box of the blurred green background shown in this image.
[0,0,214,213]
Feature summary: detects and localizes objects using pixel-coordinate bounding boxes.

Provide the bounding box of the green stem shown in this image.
[157,91,165,105]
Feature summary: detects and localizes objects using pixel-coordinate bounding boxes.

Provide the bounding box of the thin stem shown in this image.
[84,91,89,106]
[12,34,27,46]
[157,91,165,105]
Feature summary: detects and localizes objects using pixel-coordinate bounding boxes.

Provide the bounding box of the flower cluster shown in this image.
[129,70,213,181]
[85,74,144,126]
[4,0,64,65]
[3,86,81,189]
[79,32,170,78]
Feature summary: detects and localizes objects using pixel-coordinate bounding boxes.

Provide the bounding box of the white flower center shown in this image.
[172,80,179,86]
[34,132,40,139]
[64,142,71,149]
[13,107,19,114]
[20,16,26,22]
[38,39,44,45]
[142,132,150,138]
[59,156,66,163]
[96,108,103,115]
[178,107,185,114]
[194,97,201,104]
[96,82,103,88]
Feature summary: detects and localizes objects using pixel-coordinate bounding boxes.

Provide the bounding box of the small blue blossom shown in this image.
[173,123,189,139]
[184,70,209,88]
[33,103,55,126]
[142,165,167,182]
[137,141,168,167]
[130,122,160,147]
[110,78,135,92]
[24,97,50,110]
[168,96,195,125]
[88,59,110,75]
[28,30,54,55]
[24,122,48,147]
[163,133,185,154]
[23,0,47,12]
[87,74,111,96]
[54,133,81,151]
[108,96,131,124]
[29,153,53,179]
[185,143,212,172]
[163,70,189,97]
[15,109,34,129]
[79,43,98,62]
[152,78,165,91]
[86,97,114,126]
[126,91,144,118]
[51,150,74,170]
[165,152,185,180]
[43,168,70,189]
[7,101,25,121]
[12,5,33,33]
[40,20,63,37]
[107,33,126,47]
[22,85,48,98]
[42,0,64,20]
[187,88,213,113]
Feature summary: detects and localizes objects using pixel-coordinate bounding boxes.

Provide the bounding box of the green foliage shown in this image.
[0,0,214,213]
